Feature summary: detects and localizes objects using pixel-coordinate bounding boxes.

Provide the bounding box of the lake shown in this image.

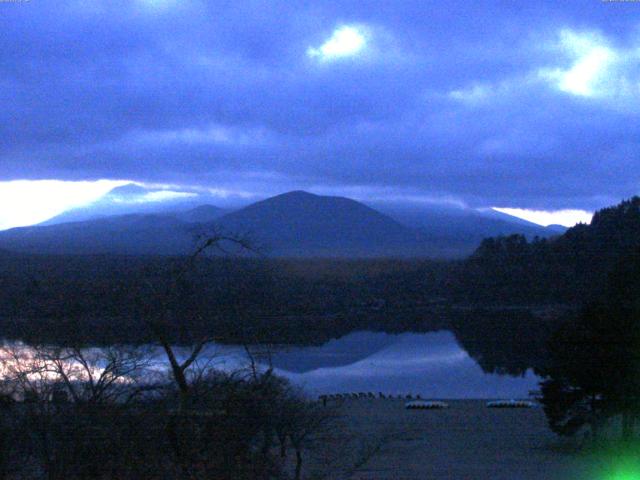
[189,330,541,399]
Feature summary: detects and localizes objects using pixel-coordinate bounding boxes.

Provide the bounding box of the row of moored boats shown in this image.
[319,394,536,410]
[406,399,536,409]
[319,392,424,402]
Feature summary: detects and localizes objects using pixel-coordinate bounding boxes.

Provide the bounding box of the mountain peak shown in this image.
[271,190,319,200]
[105,183,149,198]
[177,204,225,223]
[213,190,429,257]
[186,204,221,213]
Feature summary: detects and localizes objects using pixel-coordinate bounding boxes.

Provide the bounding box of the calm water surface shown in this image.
[193,330,540,399]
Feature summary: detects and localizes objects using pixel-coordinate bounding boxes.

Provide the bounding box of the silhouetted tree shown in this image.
[540,249,640,442]
[140,231,255,409]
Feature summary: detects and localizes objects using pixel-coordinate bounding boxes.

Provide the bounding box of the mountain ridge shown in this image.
[0,190,571,258]
[210,190,433,257]
[40,183,222,226]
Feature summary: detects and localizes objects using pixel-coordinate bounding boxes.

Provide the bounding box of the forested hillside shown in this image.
[453,197,640,304]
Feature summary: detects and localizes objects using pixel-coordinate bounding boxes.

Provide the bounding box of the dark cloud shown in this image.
[1,0,639,210]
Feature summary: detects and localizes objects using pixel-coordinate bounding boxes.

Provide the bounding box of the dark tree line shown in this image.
[0,254,449,347]
[539,250,640,443]
[454,196,640,305]
[447,197,640,442]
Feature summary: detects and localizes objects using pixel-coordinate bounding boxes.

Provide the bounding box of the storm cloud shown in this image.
[1,0,639,210]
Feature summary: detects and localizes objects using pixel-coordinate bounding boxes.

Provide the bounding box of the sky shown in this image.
[1,0,639,229]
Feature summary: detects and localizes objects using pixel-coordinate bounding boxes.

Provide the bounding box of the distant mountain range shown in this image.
[372,202,561,254]
[41,183,228,225]
[0,186,563,258]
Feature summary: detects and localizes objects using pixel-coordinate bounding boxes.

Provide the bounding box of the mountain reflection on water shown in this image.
[199,331,540,399]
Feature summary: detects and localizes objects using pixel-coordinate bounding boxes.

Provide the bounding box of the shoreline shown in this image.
[311,399,595,480]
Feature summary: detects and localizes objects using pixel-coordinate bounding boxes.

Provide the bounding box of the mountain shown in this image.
[374,202,555,256]
[0,190,568,258]
[212,191,438,257]
[40,183,225,226]
[174,205,226,223]
[480,208,549,229]
[0,214,198,255]
[545,224,568,234]
[481,209,567,235]
[0,191,441,257]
